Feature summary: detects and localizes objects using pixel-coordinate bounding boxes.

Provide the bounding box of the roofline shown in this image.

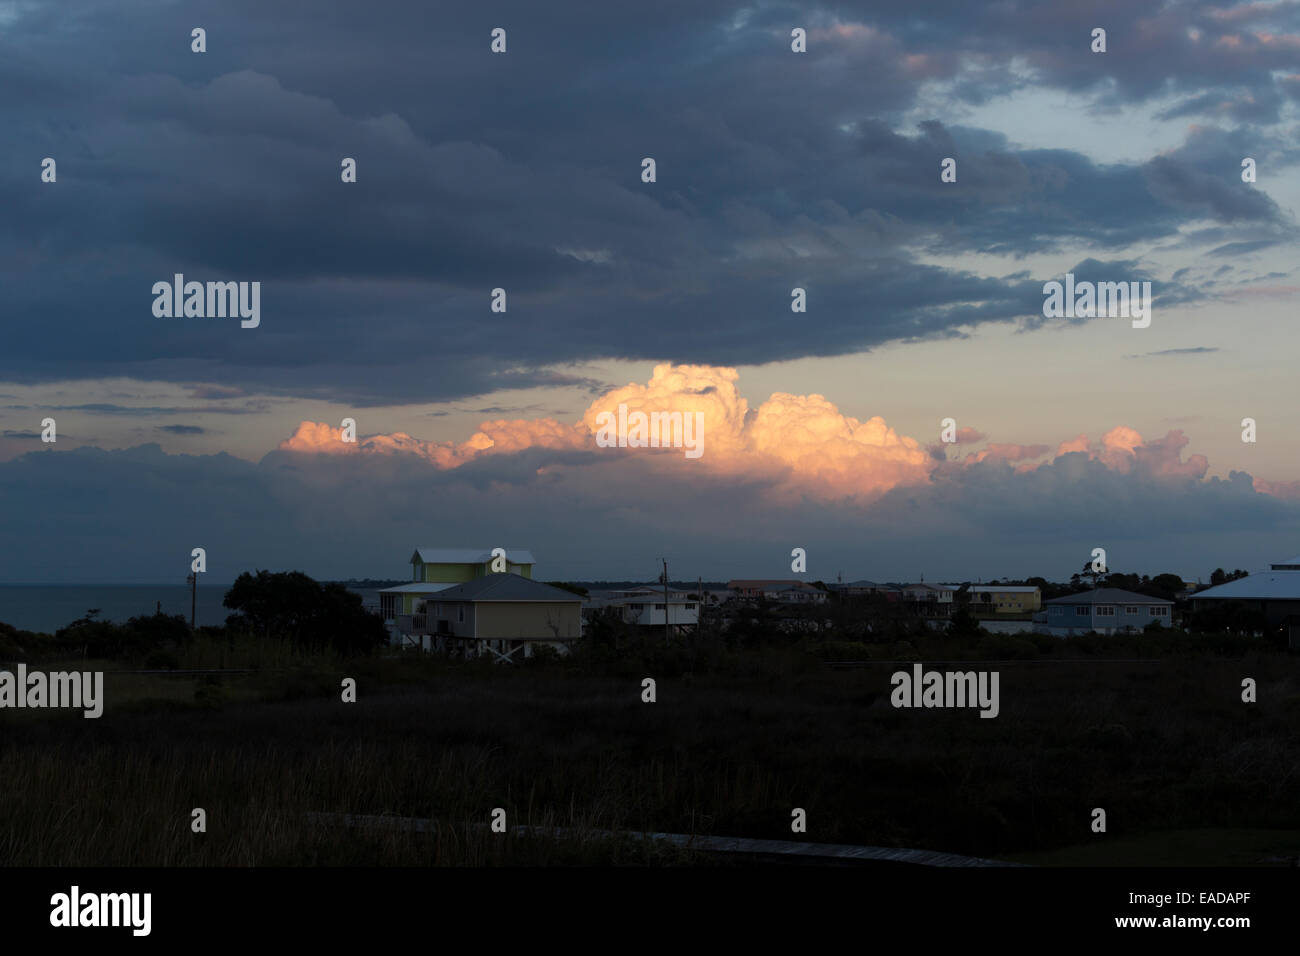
[436,596,582,604]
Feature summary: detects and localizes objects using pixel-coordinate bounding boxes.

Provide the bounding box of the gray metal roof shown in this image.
[1045,588,1172,605]
[434,573,581,604]
[410,548,536,565]
[1191,572,1300,601]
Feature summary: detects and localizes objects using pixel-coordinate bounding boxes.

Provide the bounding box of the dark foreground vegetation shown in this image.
[3,594,1299,865]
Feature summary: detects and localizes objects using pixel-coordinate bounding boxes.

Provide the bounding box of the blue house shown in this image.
[1043,588,1173,636]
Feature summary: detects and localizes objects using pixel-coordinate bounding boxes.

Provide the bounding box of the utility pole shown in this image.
[662,558,670,647]
[697,575,703,636]
[186,569,197,631]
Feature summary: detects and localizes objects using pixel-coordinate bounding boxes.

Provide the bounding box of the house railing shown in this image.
[395,613,427,634]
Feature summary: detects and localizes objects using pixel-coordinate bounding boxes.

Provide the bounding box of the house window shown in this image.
[655,604,666,610]
[1075,606,1090,617]
[630,603,644,610]
[1125,606,1138,614]
[1150,606,1168,617]
[1096,606,1114,617]
[685,603,696,610]
[457,606,465,624]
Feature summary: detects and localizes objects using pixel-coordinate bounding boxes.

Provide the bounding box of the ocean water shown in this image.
[0,585,380,634]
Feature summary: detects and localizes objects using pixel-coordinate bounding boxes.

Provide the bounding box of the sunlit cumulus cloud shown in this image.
[280,364,931,500]
[958,443,1053,472]
[279,417,587,468]
[278,365,1274,502]
[1050,426,1210,480]
[950,425,1211,479]
[1251,476,1300,501]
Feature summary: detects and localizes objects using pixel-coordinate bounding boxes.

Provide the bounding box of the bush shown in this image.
[976,634,1040,660]
[526,643,562,667]
[891,641,920,661]
[143,650,181,670]
[194,675,226,708]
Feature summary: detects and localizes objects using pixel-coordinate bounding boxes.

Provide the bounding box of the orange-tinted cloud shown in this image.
[1251,476,1300,501]
[277,364,1282,503]
[965,442,1050,464]
[1056,434,1090,456]
[1040,426,1208,480]
[281,363,929,500]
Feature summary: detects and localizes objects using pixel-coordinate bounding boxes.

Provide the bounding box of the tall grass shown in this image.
[3,645,1299,865]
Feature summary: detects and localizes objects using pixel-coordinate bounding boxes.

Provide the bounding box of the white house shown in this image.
[902,583,954,603]
[585,587,699,633]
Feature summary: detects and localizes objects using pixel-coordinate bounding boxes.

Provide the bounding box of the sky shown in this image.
[2,0,1300,584]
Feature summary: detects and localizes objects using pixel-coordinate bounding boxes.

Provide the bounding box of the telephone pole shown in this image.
[697,575,703,637]
[662,558,670,647]
[186,569,197,631]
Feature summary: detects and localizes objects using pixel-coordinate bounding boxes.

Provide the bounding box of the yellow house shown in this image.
[429,573,583,662]
[967,586,1041,613]
[379,547,535,619]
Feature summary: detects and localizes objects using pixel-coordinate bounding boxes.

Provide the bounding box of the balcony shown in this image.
[395,613,427,634]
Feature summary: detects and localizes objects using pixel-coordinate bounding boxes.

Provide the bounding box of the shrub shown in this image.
[526,643,562,667]
[143,650,181,670]
[818,641,872,661]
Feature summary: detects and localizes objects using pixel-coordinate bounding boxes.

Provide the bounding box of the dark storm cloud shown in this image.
[39,403,262,416]
[1,0,1296,404]
[1207,238,1281,256]
[156,424,206,434]
[1,438,1296,583]
[1124,346,1220,358]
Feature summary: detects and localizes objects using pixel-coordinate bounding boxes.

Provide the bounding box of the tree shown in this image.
[544,581,589,597]
[1146,573,1185,599]
[223,570,387,655]
[947,608,982,637]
